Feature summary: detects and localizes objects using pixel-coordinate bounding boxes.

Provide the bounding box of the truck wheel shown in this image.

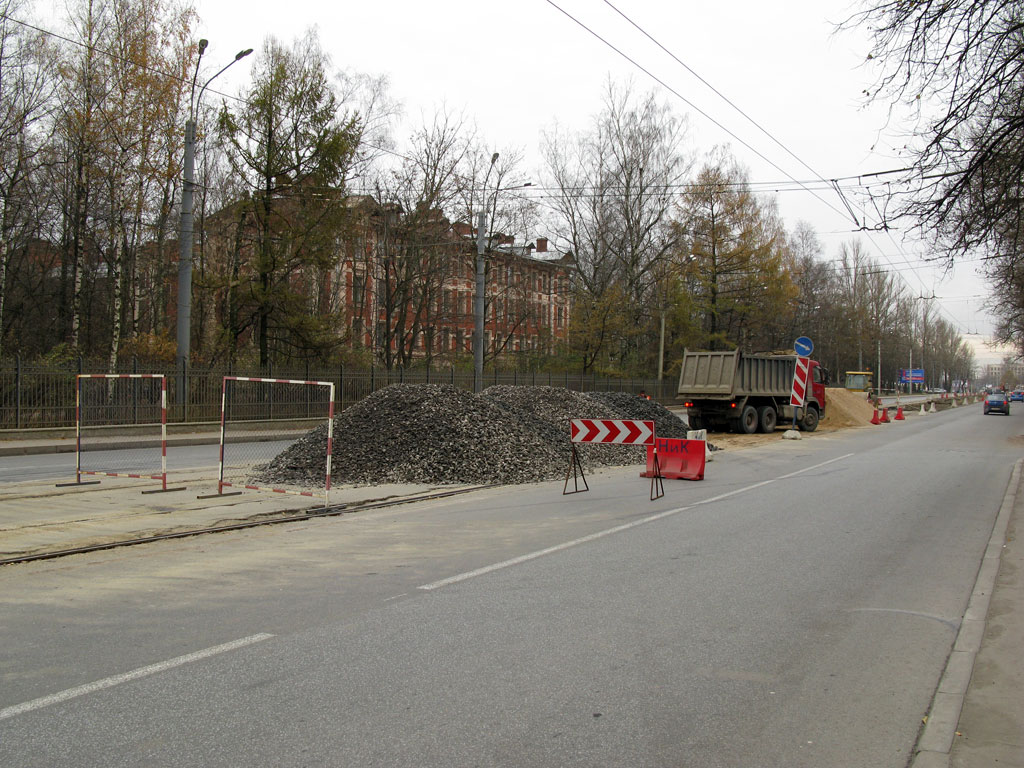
[799,406,819,432]
[739,405,759,434]
[758,406,777,433]
[688,415,703,431]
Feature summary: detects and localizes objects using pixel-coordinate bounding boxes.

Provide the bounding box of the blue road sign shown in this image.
[794,336,813,357]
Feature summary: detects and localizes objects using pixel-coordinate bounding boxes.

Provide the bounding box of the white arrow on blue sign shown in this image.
[794,336,813,357]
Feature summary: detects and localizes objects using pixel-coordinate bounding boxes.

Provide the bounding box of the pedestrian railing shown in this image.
[0,357,671,431]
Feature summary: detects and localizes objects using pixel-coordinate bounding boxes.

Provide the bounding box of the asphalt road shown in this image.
[0,440,296,484]
[0,405,1016,766]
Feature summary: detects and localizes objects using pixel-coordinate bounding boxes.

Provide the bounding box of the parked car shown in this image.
[1011,390,1024,402]
[984,392,1011,415]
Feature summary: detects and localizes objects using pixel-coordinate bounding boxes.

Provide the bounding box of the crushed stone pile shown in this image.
[255,384,694,487]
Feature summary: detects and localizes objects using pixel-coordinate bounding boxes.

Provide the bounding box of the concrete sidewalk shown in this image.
[0,449,474,561]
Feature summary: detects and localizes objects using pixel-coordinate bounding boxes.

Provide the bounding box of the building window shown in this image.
[352,268,366,309]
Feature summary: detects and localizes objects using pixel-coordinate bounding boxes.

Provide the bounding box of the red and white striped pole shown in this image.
[160,376,168,491]
[75,375,82,484]
[325,383,335,506]
[217,376,229,496]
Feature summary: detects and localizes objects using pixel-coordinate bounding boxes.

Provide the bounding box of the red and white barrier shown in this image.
[215,376,335,505]
[63,374,182,493]
[640,438,705,480]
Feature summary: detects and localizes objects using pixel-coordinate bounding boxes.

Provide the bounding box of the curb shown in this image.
[910,457,1021,767]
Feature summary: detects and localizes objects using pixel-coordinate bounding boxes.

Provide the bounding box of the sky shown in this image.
[186,0,1007,363]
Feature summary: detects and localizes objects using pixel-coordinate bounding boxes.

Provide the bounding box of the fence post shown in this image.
[370,365,375,393]
[132,356,139,424]
[339,362,344,413]
[184,357,190,423]
[16,354,22,429]
[268,361,274,420]
[451,366,455,386]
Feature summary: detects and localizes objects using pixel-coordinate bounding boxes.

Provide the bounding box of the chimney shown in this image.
[536,237,548,253]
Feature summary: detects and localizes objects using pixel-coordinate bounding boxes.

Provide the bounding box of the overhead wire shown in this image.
[541,0,857,226]
[566,0,976,335]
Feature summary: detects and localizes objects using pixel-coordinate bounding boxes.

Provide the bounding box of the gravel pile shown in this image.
[479,385,641,469]
[255,384,698,488]
[586,391,691,439]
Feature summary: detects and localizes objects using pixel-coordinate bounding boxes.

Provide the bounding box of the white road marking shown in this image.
[418,453,855,591]
[0,633,274,721]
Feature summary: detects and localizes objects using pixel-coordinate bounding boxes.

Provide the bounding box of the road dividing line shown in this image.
[0,633,274,721]
[419,453,856,591]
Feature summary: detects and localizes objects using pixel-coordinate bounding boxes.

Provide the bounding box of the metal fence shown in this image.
[0,357,673,431]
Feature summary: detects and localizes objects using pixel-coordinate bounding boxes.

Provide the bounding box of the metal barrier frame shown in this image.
[214,376,335,506]
[63,374,181,493]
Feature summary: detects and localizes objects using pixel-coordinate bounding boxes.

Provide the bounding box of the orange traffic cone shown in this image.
[880,406,890,423]
[894,405,905,420]
[870,408,880,425]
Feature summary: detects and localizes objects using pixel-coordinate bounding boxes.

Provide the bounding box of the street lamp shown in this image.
[473,152,499,392]
[176,41,252,395]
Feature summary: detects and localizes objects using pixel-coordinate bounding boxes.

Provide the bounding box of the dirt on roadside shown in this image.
[701,387,878,451]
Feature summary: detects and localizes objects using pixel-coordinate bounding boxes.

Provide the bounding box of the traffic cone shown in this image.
[870,408,880,425]
[929,402,937,413]
[880,406,890,423]
[920,404,926,415]
[895,405,905,420]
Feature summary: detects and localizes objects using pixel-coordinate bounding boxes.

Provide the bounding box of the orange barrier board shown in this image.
[639,438,706,481]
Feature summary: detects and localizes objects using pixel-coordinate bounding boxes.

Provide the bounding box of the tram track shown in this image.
[0,484,497,567]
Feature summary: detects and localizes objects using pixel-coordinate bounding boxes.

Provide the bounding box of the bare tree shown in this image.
[0,0,54,358]
[542,78,690,373]
[846,2,1024,260]
[364,110,470,370]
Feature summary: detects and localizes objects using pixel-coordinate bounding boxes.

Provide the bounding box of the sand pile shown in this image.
[823,387,877,427]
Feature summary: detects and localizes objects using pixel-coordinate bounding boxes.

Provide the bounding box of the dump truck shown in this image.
[677,349,829,433]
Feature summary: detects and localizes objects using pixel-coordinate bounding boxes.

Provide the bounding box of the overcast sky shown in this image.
[189,0,1005,361]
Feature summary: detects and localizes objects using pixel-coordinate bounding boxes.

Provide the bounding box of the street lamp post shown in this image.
[473,152,499,392]
[176,41,252,403]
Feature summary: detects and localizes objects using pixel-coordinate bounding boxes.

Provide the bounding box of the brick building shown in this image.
[338,197,574,366]
[200,192,574,367]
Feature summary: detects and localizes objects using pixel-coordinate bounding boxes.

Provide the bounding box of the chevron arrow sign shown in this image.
[790,356,810,407]
[570,419,656,445]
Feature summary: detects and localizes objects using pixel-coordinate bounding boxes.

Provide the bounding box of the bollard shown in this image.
[870,408,881,425]
[894,405,905,420]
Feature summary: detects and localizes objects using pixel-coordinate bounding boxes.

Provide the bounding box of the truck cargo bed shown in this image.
[678,349,797,399]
